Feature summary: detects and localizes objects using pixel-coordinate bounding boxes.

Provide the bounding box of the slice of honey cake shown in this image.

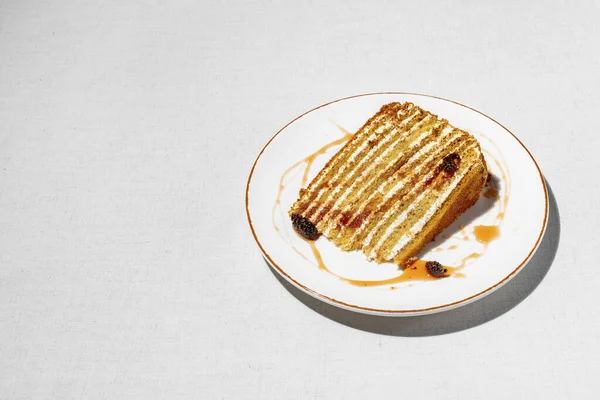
[289,102,488,267]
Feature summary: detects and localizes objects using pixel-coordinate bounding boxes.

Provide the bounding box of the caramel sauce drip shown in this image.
[433,244,458,252]
[473,225,500,244]
[454,252,481,269]
[309,242,465,287]
[342,260,456,287]
[309,241,327,271]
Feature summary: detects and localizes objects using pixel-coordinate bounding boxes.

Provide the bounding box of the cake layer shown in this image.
[289,102,488,267]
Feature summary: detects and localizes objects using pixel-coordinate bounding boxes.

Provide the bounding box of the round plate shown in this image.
[246,93,548,316]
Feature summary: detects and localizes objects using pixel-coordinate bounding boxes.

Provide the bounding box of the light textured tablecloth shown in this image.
[0,0,597,398]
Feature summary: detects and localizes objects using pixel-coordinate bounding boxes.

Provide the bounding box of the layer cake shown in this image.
[289,102,488,267]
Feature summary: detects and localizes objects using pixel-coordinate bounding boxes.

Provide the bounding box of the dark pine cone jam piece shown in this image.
[425,261,448,278]
[442,153,460,174]
[291,214,320,240]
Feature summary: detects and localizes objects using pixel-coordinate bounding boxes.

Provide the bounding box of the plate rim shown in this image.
[245,92,549,316]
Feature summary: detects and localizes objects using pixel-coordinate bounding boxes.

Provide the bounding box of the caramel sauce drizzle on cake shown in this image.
[288,102,489,268]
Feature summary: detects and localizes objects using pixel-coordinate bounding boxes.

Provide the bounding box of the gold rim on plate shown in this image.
[245,92,549,315]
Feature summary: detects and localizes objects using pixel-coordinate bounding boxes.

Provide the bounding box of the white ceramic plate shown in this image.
[246,93,548,316]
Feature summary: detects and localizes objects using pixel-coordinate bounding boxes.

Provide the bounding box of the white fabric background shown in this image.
[0,0,597,398]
